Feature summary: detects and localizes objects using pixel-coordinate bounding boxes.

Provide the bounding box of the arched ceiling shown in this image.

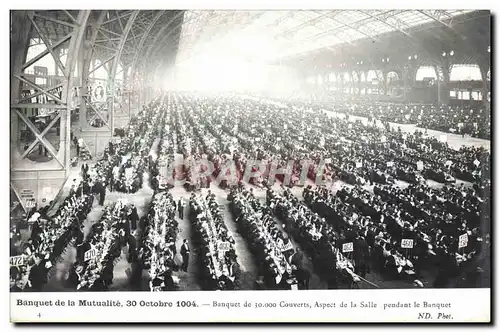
[18,9,490,80]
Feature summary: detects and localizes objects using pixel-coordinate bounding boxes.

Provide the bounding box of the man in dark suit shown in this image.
[180,239,190,272]
[354,234,370,278]
[290,248,304,269]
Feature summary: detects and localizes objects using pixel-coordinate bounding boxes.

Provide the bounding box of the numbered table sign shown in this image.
[298,136,303,141]
[473,159,480,167]
[416,161,424,171]
[355,161,362,168]
[26,199,36,209]
[401,239,414,249]
[324,158,331,164]
[10,255,24,267]
[219,241,231,252]
[458,233,468,249]
[387,161,394,167]
[342,242,354,253]
[152,286,162,292]
[280,241,294,253]
[84,248,98,262]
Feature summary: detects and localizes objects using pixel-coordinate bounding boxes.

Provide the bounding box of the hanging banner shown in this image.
[91,82,107,103]
[69,87,79,110]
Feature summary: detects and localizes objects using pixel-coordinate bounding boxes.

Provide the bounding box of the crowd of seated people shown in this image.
[150,103,176,191]
[70,200,138,291]
[10,95,170,292]
[264,92,490,140]
[304,185,421,282]
[189,191,239,290]
[138,191,179,291]
[155,93,489,194]
[228,188,302,290]
[86,96,167,194]
[304,182,490,287]
[11,90,491,292]
[267,187,360,289]
[10,182,94,292]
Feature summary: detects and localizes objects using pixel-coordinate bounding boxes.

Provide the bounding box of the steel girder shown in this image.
[10,10,90,211]
[79,10,139,135]
[136,11,185,85]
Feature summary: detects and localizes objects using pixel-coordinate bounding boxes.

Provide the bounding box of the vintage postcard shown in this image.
[9,5,491,323]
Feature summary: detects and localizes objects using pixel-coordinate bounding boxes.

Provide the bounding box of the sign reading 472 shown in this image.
[10,255,25,266]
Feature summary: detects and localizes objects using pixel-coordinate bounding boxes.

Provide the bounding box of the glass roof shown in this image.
[176,10,474,65]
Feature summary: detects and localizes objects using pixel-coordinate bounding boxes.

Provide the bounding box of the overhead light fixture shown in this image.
[408,56,412,60]
[450,50,454,56]
[387,57,389,62]
[360,61,363,64]
[487,46,490,53]
[442,52,446,57]
[382,58,385,63]
[414,54,418,59]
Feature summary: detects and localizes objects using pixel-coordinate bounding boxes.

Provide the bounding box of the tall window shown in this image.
[366,70,379,82]
[449,64,482,81]
[415,66,437,81]
[93,60,108,80]
[25,39,57,75]
[352,71,359,82]
[387,71,399,83]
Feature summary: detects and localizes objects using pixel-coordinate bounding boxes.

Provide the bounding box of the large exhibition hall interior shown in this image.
[10,10,491,292]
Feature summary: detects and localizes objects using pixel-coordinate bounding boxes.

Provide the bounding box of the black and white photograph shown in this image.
[8,6,492,323]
